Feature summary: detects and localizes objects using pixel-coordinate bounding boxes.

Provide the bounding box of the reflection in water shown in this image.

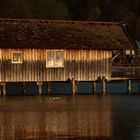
[0,96,112,139]
[0,96,140,139]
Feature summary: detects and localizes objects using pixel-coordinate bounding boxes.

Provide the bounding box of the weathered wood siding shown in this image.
[0,49,112,82]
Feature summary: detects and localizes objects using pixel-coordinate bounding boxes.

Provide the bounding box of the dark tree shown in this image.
[0,0,139,40]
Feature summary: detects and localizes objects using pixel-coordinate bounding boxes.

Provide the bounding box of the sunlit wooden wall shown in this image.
[0,49,112,82]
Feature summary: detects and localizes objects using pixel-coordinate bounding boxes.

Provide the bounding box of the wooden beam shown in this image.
[93,82,96,95]
[127,80,132,95]
[75,81,78,95]
[1,83,6,96]
[22,83,26,95]
[37,82,42,96]
[47,82,51,95]
[111,51,122,62]
[102,77,106,95]
[71,78,77,95]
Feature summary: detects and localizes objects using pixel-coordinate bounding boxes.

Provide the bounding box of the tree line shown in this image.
[0,0,139,41]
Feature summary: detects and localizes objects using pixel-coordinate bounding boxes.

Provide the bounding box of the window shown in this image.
[12,51,23,64]
[126,50,131,55]
[126,50,135,55]
[132,50,135,55]
[46,50,64,68]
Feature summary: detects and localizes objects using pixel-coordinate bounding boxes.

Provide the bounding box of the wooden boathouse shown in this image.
[0,19,134,95]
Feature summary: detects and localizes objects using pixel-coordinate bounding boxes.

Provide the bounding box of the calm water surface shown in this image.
[0,95,140,140]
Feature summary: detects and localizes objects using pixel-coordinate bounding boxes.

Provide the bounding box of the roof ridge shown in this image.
[0,18,120,25]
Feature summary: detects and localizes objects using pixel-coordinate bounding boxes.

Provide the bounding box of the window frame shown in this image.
[46,50,64,68]
[11,51,23,64]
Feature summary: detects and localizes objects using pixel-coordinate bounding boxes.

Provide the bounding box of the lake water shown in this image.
[0,95,140,140]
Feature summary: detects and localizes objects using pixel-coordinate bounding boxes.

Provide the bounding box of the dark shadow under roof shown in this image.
[0,19,133,50]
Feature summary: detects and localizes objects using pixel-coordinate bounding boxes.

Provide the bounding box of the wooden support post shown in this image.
[47,82,51,95]
[71,78,77,95]
[102,77,106,95]
[138,80,140,95]
[2,83,6,96]
[93,82,96,95]
[22,83,26,95]
[127,80,132,95]
[37,82,42,96]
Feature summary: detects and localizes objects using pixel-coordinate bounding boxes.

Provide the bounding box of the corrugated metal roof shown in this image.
[0,19,133,50]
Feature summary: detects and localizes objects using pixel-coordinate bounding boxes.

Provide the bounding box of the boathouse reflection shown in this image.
[0,96,113,139]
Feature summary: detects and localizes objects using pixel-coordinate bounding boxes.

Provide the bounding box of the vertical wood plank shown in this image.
[106,51,109,80]
[103,51,106,78]
[23,49,26,82]
[36,50,39,82]
[77,50,80,81]
[91,50,94,80]
[35,49,37,81]
[73,50,76,80]
[29,49,32,82]
[83,50,86,81]
[0,49,1,82]
[95,50,98,80]
[81,50,84,81]
[108,51,112,79]
[75,50,78,81]
[68,50,71,80]
[31,49,33,82]
[38,49,41,82]
[79,50,81,81]
[32,49,35,82]
[88,50,91,81]
[85,50,88,81]
[41,50,45,81]
[26,49,28,82]
[100,51,103,78]
[0,49,112,83]
[63,50,66,81]
[66,50,70,80]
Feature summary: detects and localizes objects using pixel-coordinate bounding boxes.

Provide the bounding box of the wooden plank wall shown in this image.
[0,49,112,82]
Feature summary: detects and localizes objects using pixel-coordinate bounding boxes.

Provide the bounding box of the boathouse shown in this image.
[0,19,133,95]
